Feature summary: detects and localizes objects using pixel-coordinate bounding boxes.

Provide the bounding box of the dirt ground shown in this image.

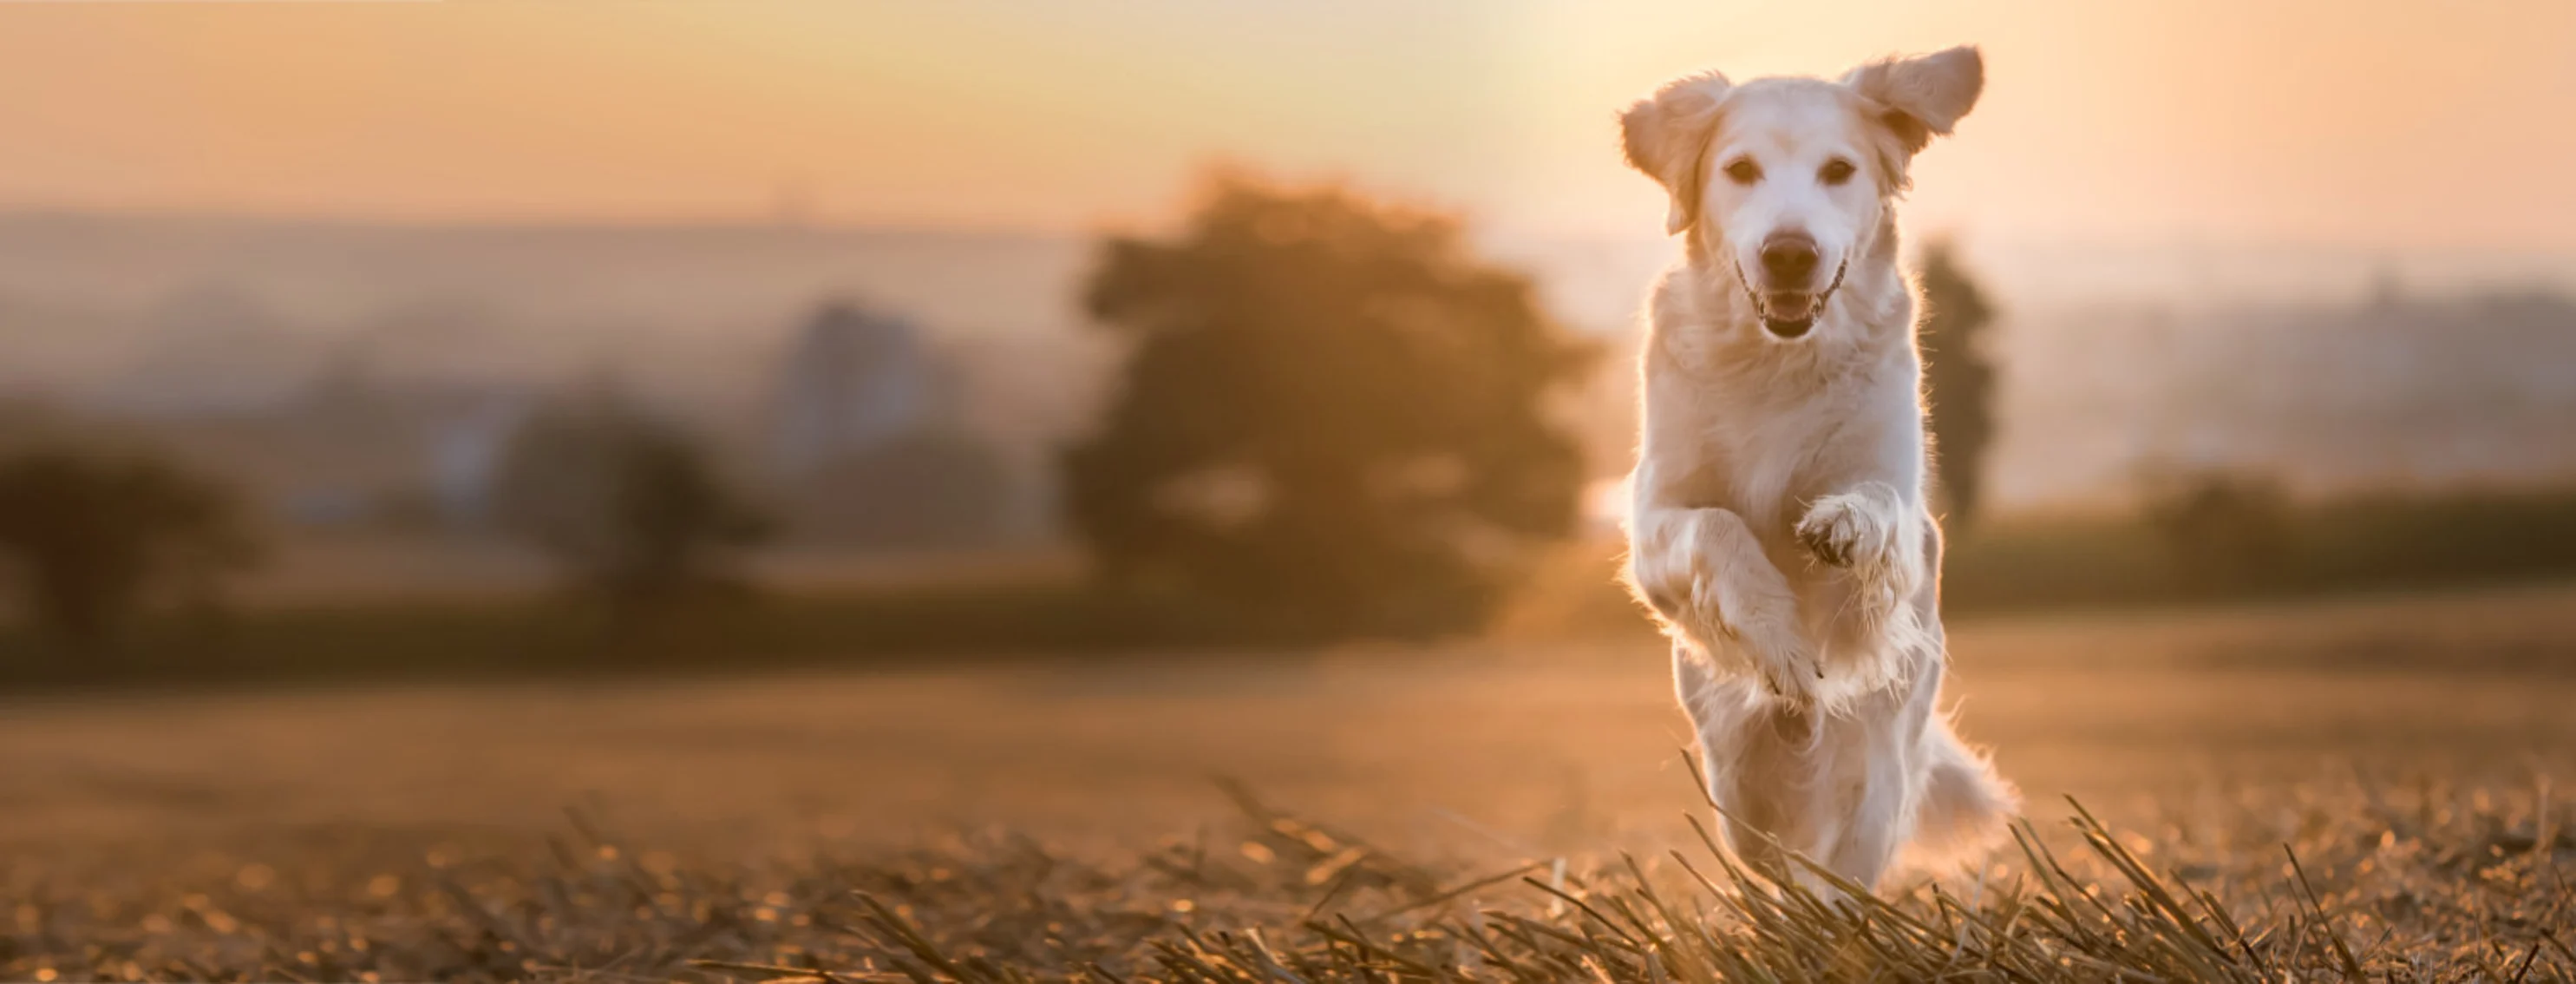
[4,583,2573,863]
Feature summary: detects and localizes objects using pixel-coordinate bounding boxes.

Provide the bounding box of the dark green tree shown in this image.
[0,447,259,652]
[1064,174,1593,637]
[492,393,768,613]
[1918,239,2001,529]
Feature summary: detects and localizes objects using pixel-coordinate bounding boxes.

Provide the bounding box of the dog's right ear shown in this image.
[1620,71,1730,236]
[1843,46,1983,154]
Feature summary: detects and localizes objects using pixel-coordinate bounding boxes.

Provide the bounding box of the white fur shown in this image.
[1618,46,2017,892]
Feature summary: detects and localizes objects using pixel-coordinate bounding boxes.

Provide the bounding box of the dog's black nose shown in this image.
[1759,233,1820,286]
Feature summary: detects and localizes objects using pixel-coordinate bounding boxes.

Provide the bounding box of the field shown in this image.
[7,584,2576,981]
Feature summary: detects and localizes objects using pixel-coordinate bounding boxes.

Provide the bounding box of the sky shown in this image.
[3,0,2574,253]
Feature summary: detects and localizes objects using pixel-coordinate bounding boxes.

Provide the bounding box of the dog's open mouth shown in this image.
[1758,292,1819,338]
[1735,257,1849,339]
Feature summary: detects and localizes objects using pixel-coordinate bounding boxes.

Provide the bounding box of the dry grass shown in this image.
[7,585,2576,981]
[6,773,2572,982]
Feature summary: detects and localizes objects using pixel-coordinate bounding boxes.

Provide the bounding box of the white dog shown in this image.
[1618,46,2016,891]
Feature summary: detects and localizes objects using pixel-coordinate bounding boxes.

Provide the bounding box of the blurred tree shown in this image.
[1918,239,1999,529]
[0,447,259,652]
[1064,173,1593,638]
[492,393,769,613]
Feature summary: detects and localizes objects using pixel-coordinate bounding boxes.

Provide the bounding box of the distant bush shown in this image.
[2141,469,2298,594]
[492,393,769,616]
[791,430,1013,549]
[0,446,259,652]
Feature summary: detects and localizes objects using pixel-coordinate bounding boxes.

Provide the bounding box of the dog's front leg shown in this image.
[1630,504,1818,701]
[1794,482,1929,625]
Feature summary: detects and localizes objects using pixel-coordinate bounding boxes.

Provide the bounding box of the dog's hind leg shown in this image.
[1902,712,2019,869]
[1810,656,1948,891]
[1674,644,1826,880]
[1813,713,1918,892]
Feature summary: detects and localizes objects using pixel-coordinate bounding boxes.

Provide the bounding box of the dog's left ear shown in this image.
[1842,45,1983,154]
[1621,70,1730,236]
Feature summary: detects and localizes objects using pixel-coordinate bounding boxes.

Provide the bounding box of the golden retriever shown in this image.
[1619,45,2016,892]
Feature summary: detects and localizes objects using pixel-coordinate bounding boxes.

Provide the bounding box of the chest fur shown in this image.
[1648,347,1914,534]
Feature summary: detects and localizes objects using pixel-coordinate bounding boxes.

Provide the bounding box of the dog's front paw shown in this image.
[1796,491,1897,572]
[1647,568,1817,704]
[1733,607,1821,705]
[1679,576,1818,703]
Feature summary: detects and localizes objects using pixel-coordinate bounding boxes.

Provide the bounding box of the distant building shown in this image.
[427,389,535,526]
[767,302,948,482]
[132,348,541,534]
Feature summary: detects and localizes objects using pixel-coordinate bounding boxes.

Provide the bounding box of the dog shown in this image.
[1618,45,2017,892]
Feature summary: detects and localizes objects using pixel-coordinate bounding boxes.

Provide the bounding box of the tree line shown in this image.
[0,171,2006,658]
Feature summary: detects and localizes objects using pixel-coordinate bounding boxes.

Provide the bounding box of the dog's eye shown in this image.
[1722,158,1762,185]
[1819,158,1857,186]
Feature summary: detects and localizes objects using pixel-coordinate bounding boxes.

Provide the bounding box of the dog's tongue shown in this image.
[1763,291,1817,322]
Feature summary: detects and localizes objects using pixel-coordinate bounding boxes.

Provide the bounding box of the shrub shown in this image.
[0,446,258,652]
[2142,469,2298,593]
[491,393,769,615]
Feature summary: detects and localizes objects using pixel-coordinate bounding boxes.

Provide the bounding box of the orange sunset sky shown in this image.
[3,0,2573,252]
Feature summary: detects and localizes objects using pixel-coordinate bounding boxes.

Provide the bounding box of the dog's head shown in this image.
[1622,47,1982,340]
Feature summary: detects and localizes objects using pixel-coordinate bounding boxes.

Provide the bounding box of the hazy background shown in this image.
[3,0,2574,556]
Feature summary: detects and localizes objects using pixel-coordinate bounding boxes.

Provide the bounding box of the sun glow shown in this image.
[0,0,2568,250]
